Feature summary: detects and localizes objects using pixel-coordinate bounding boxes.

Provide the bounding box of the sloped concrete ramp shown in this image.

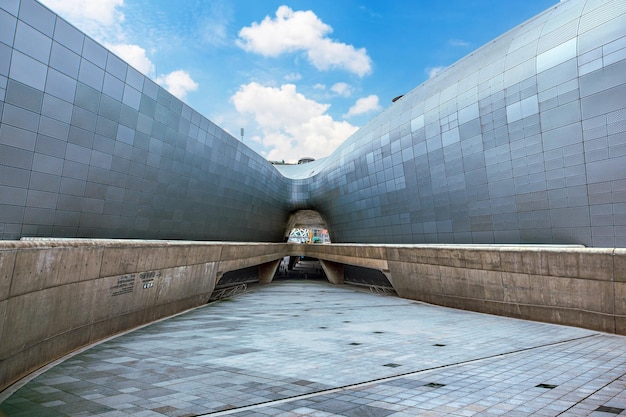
[1,280,625,416]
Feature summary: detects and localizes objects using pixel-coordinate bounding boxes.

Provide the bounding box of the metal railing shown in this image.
[369,285,397,295]
[345,280,397,295]
[209,283,248,301]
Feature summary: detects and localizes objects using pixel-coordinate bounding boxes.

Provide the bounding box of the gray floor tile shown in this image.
[1,280,626,416]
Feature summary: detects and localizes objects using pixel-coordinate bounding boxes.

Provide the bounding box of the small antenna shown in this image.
[240,127,244,142]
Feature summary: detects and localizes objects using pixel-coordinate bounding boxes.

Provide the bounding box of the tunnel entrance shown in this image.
[274,256,327,281]
[287,228,330,244]
[214,258,396,299]
[284,210,330,243]
[273,257,395,295]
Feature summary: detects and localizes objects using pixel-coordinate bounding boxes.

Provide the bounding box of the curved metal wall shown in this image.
[285,0,626,247]
[1,0,625,247]
[0,0,291,241]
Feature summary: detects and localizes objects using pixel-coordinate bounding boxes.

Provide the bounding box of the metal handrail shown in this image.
[209,283,248,301]
[369,285,397,295]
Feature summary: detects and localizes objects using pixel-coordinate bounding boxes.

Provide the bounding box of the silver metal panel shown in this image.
[1,0,625,246]
[17,0,54,36]
[52,17,84,54]
[82,37,107,68]
[14,20,51,64]
[9,49,47,90]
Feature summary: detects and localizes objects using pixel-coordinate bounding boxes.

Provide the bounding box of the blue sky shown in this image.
[40,0,559,162]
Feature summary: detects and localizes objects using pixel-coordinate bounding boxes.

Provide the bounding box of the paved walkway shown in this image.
[1,280,626,416]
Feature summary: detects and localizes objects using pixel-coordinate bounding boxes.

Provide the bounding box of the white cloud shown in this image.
[40,0,125,42]
[232,82,358,162]
[237,6,328,56]
[426,66,446,79]
[196,1,234,47]
[40,0,124,26]
[200,20,229,47]
[233,83,328,130]
[106,44,199,101]
[345,95,381,118]
[306,37,371,76]
[42,0,198,103]
[313,83,326,90]
[156,70,199,100]
[106,43,155,76]
[237,6,372,77]
[449,39,470,47]
[331,82,352,97]
[284,73,302,82]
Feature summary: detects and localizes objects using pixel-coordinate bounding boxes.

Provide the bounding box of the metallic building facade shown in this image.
[1,0,625,246]
[0,0,292,242]
[276,0,626,248]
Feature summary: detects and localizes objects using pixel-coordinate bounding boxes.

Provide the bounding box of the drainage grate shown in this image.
[535,383,558,389]
[383,363,401,368]
[349,342,362,346]
[373,331,384,334]
[595,406,625,414]
[424,382,446,388]
[433,344,446,347]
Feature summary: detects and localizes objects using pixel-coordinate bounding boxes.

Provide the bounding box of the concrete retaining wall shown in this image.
[0,240,288,391]
[1,240,624,391]
[301,244,626,335]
